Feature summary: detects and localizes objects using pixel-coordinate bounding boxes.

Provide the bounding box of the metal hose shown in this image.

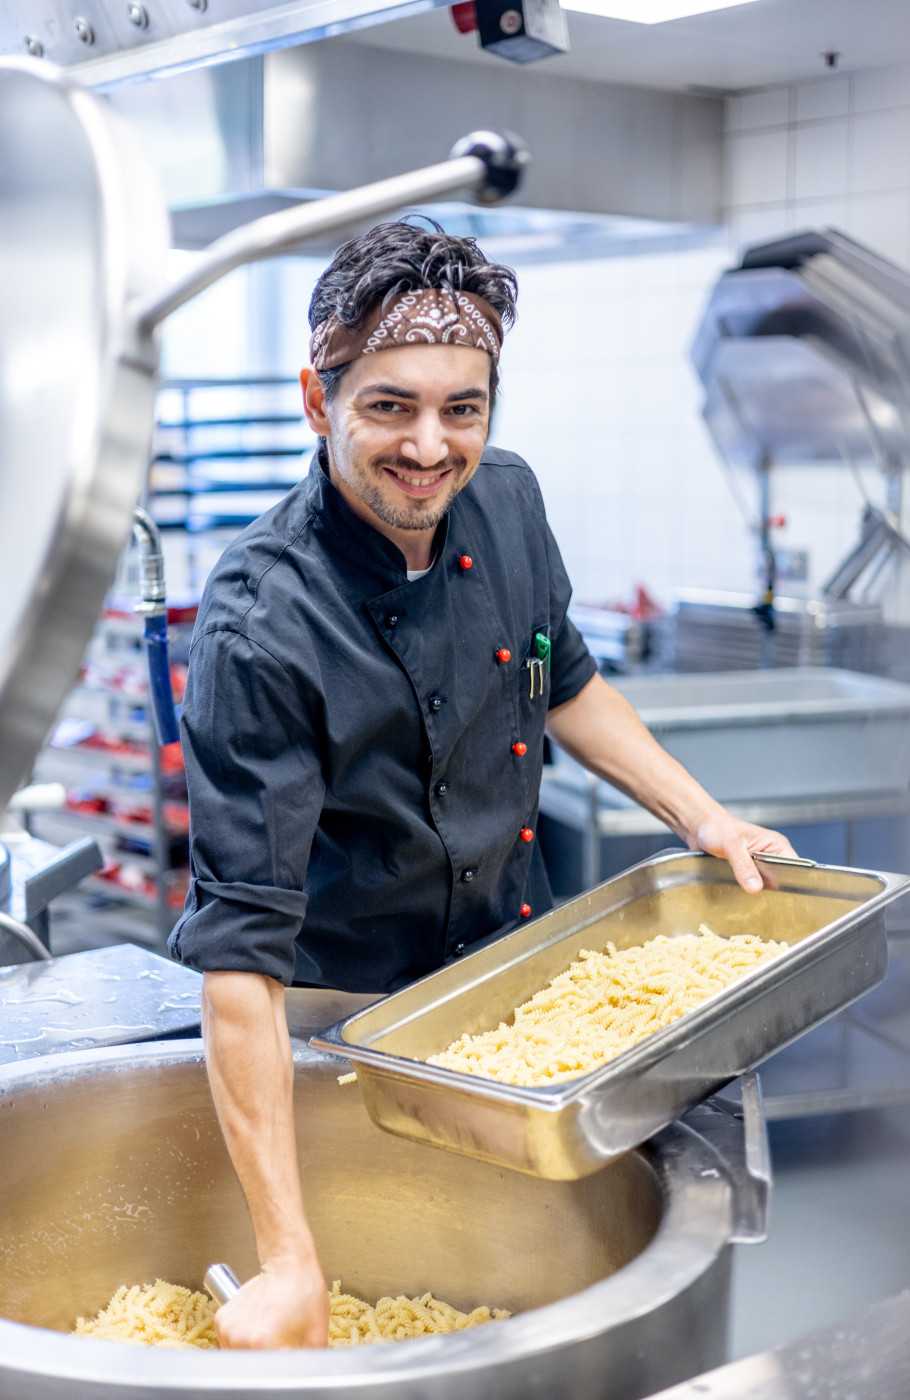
[132,507,180,746]
[0,909,52,961]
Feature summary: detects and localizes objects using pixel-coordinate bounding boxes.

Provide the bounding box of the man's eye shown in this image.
[449,403,480,417]
[371,400,404,413]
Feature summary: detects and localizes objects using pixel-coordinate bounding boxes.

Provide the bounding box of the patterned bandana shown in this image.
[309,288,503,370]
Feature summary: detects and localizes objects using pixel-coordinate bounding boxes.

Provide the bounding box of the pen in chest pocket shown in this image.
[524,631,551,699]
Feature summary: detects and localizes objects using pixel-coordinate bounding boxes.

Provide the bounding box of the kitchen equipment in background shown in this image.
[150,378,315,590]
[0,943,201,1062]
[691,228,910,627]
[649,1291,910,1400]
[550,666,910,806]
[693,229,910,470]
[0,1041,765,1399]
[568,602,653,673]
[0,784,102,964]
[28,600,196,946]
[312,850,909,1178]
[664,590,889,674]
[468,0,570,63]
[0,55,528,824]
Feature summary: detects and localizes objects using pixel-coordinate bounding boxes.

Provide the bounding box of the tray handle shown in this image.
[683,1071,772,1245]
[753,853,818,869]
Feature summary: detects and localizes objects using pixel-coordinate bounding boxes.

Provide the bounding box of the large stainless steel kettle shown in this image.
[0,57,527,814]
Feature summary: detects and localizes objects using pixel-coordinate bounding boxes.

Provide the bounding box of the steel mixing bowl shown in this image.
[0,1041,749,1400]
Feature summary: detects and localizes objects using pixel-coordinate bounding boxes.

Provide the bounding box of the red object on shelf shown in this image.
[77,732,148,757]
[451,1,478,32]
[159,742,185,774]
[102,600,198,626]
[162,801,191,835]
[165,603,199,625]
[164,867,190,907]
[170,662,188,703]
[767,515,787,529]
[598,584,664,623]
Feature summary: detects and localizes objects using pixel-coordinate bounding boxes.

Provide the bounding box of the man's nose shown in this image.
[401,414,448,467]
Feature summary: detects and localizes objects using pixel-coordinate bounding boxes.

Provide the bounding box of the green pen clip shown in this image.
[533,631,551,673]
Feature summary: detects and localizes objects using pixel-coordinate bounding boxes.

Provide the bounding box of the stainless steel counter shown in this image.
[647,1289,910,1399]
[0,943,201,1062]
[539,769,910,880]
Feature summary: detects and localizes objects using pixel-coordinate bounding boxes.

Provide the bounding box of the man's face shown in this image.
[303,344,491,537]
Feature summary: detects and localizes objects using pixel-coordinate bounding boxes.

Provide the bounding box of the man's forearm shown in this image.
[202,970,318,1272]
[546,673,722,842]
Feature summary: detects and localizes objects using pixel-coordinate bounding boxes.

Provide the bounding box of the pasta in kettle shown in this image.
[73,1278,509,1348]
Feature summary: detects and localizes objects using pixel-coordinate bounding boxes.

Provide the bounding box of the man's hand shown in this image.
[215,1259,330,1350]
[690,808,797,893]
[547,674,798,893]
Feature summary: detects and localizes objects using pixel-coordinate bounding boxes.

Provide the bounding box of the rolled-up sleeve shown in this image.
[545,525,597,710]
[168,627,326,985]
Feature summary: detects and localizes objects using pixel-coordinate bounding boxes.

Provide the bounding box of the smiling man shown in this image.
[169,222,795,1350]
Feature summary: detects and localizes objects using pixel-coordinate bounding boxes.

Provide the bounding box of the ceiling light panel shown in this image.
[564,0,761,23]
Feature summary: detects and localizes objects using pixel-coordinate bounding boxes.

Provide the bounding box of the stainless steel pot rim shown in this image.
[0,1041,735,1389]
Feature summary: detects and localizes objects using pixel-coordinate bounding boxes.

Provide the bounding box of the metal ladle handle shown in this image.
[204,1263,241,1306]
[133,131,529,336]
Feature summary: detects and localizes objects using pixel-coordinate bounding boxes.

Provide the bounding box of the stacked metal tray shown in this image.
[312,851,910,1179]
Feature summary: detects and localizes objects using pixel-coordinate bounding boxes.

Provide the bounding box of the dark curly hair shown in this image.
[308,220,518,400]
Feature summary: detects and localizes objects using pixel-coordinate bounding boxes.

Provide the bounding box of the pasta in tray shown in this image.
[73,1279,509,1348]
[427,925,788,1087]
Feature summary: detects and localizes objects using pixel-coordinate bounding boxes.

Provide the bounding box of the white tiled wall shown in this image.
[489,237,762,607]
[725,64,910,267]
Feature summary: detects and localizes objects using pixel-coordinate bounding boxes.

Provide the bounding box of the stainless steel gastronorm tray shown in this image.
[311,851,910,1180]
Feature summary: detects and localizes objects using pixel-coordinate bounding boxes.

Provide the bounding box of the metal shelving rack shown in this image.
[150,375,315,594]
[30,605,194,947]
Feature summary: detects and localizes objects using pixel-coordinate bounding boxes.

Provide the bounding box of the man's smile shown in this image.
[380,464,454,497]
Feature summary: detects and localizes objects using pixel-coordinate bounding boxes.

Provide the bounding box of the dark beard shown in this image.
[359,452,469,532]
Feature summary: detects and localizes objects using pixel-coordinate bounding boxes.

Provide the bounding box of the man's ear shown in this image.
[300,367,331,437]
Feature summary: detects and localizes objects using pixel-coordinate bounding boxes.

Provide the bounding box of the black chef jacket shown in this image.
[168,445,596,992]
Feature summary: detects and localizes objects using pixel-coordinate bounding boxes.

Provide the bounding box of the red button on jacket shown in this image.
[496,648,512,664]
[520,828,534,843]
[458,555,473,571]
[520,903,532,918]
[512,741,527,757]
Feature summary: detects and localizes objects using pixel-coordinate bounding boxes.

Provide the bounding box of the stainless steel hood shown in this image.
[98,40,722,250]
[691,229,910,471]
[2,2,723,245]
[0,0,441,88]
[691,229,910,624]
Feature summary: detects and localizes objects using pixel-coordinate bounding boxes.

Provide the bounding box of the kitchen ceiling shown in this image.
[337,0,910,93]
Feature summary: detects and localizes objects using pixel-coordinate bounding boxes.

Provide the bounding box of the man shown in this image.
[170,221,796,1350]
